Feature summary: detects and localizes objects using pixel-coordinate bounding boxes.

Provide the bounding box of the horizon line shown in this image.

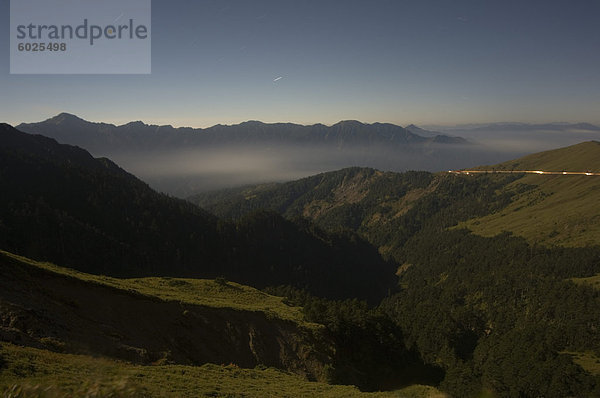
[8,112,600,131]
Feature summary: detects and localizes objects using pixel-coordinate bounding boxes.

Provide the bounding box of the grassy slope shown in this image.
[560,351,600,378]
[572,274,600,290]
[0,343,447,398]
[0,250,315,328]
[0,250,446,397]
[461,141,600,247]
[489,141,600,173]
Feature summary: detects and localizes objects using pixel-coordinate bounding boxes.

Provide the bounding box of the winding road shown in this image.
[448,170,600,176]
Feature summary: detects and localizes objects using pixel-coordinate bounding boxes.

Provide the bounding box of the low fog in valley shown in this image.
[107,142,502,196]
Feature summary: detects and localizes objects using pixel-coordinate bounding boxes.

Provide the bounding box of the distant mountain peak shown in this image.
[123,121,147,128]
[333,120,366,128]
[46,112,87,124]
[405,124,443,138]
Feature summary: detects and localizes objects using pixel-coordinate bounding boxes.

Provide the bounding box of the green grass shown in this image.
[0,251,447,397]
[0,342,446,398]
[571,274,600,290]
[483,141,600,173]
[460,174,600,247]
[0,250,317,329]
[459,141,600,247]
[561,351,600,377]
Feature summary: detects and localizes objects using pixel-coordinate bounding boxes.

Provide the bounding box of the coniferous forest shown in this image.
[2,122,600,397]
[3,2,600,396]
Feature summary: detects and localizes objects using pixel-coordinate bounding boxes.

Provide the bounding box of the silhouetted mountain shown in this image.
[3,122,600,396]
[14,114,501,196]
[0,123,395,301]
[405,124,439,138]
[18,114,468,152]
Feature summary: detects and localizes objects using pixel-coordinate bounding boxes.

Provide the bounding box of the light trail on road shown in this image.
[448,170,600,176]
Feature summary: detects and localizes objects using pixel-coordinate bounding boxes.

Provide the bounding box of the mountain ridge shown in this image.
[18,114,469,148]
[28,113,459,133]
[191,141,600,252]
[460,141,600,246]
[491,140,600,172]
[16,114,490,196]
[3,123,600,396]
[0,123,395,301]
[32,114,600,133]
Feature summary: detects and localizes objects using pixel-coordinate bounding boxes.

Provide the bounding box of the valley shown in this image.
[0,251,442,398]
[1,123,600,397]
[3,1,600,396]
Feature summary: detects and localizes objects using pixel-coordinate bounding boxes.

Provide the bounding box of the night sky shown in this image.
[1,0,600,127]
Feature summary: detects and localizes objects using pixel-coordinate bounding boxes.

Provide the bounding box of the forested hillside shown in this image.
[190,167,521,263]
[3,122,600,396]
[0,124,394,301]
[0,250,448,397]
[191,144,600,397]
